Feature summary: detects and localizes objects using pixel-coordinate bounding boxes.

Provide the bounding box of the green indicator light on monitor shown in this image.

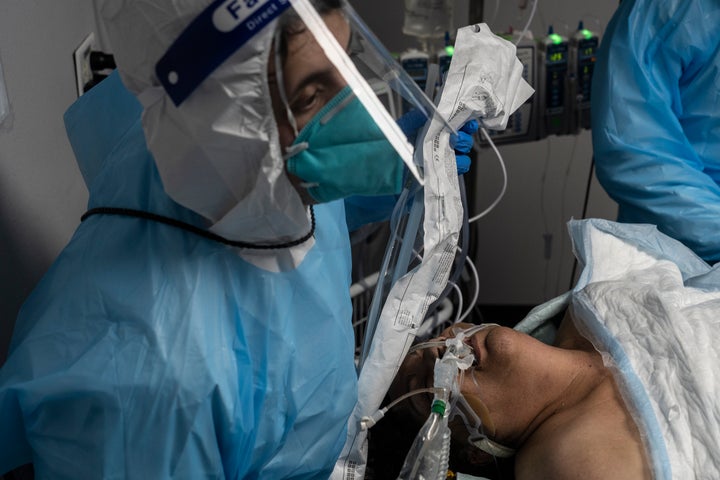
[582,29,593,39]
[445,45,454,56]
[549,33,563,44]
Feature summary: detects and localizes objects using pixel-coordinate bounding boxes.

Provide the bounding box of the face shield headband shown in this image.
[156,0,292,107]
[154,0,455,185]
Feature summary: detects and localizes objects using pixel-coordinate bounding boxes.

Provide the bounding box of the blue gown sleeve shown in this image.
[0,386,32,472]
[344,194,399,232]
[591,0,720,263]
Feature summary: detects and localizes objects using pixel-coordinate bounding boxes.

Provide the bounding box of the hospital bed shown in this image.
[516,218,720,479]
[357,218,720,479]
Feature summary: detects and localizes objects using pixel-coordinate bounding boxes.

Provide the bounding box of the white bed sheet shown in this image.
[567,219,720,480]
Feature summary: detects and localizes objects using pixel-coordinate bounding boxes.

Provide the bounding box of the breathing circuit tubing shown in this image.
[398,348,457,480]
[361,323,516,479]
[398,325,496,479]
[360,324,493,430]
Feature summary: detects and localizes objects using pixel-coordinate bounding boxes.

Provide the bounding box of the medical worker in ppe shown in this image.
[591,0,720,264]
[0,0,477,478]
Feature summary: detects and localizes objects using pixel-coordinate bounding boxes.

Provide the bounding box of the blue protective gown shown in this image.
[591,0,720,264]
[0,72,358,479]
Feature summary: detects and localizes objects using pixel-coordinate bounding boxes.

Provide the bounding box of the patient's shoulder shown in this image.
[516,425,651,479]
[515,379,652,480]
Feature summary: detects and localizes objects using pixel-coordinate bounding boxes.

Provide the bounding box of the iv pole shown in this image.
[468,0,484,24]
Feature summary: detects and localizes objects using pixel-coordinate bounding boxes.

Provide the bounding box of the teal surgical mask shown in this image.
[284,86,405,204]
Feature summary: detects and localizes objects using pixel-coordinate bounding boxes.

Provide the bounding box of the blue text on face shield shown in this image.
[156,0,291,106]
[213,0,288,32]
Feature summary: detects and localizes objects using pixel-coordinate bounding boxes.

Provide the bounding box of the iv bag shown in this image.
[403,0,454,39]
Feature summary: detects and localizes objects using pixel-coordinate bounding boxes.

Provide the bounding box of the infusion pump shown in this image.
[398,23,600,145]
[488,24,600,145]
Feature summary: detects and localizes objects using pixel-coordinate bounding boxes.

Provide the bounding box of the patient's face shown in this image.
[390,323,562,448]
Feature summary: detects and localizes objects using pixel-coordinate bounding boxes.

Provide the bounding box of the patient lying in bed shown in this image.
[369,218,720,480]
[382,316,651,480]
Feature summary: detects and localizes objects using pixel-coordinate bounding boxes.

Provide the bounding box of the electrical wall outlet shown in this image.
[73,33,96,97]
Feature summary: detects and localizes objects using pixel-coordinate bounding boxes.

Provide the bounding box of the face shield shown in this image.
[156,0,448,170]
[156,0,452,207]
[271,0,455,203]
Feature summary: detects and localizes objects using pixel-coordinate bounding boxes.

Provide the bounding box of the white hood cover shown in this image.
[99,0,310,245]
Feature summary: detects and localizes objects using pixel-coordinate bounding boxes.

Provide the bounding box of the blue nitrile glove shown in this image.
[395,109,428,145]
[396,110,479,175]
[450,119,479,175]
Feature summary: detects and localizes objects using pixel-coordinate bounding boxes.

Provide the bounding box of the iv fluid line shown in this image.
[360,387,438,430]
[457,249,480,323]
[555,134,580,296]
[469,128,507,224]
[515,0,539,46]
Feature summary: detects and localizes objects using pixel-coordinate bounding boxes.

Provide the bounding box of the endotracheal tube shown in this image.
[398,331,477,480]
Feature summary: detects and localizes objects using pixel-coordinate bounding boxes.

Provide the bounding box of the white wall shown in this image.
[0,2,99,364]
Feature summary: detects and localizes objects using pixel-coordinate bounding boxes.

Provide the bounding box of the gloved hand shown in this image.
[396,110,479,175]
[450,119,479,175]
[395,108,428,143]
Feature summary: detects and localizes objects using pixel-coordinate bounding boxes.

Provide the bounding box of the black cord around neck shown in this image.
[81,206,315,250]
